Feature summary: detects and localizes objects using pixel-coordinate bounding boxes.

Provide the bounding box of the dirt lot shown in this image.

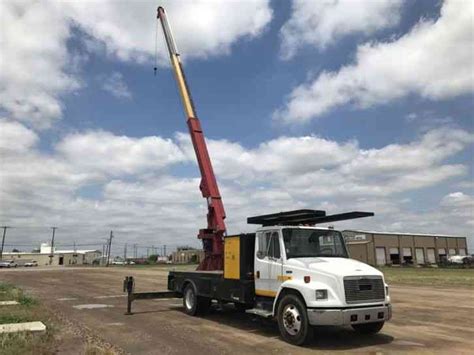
[1,266,473,354]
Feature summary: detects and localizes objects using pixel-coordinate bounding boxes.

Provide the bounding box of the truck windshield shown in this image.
[282,228,348,259]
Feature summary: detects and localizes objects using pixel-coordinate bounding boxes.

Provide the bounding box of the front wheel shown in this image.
[352,321,384,334]
[277,294,313,345]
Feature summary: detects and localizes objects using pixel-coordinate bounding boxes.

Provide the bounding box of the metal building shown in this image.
[2,243,101,266]
[343,230,468,266]
[171,247,204,264]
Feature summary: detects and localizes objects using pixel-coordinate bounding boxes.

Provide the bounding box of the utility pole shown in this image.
[124,243,127,261]
[0,226,11,260]
[49,227,57,265]
[73,240,77,264]
[106,231,113,267]
[134,244,138,258]
[163,245,167,258]
[102,244,106,265]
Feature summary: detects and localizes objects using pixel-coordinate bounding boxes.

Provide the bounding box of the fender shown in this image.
[181,278,198,294]
[272,280,341,315]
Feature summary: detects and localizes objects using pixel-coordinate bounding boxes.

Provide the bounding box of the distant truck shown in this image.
[0,260,18,268]
[24,260,38,267]
[448,254,472,265]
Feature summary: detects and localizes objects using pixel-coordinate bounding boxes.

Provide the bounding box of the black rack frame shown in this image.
[247,210,374,227]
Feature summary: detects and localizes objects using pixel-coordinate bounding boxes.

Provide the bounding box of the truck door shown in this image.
[255,230,282,298]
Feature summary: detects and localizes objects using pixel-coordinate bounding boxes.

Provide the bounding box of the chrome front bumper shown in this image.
[307,304,391,326]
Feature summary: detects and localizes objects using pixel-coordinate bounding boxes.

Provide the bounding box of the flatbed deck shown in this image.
[168,270,254,305]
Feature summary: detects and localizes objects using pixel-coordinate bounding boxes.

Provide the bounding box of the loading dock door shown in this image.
[427,248,436,264]
[415,248,425,264]
[438,248,447,262]
[376,247,386,265]
[402,247,413,265]
[389,247,400,264]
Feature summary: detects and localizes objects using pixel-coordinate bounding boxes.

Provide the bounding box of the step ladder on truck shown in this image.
[123,6,392,346]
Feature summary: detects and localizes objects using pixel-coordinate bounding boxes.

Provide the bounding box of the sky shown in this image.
[1,0,473,257]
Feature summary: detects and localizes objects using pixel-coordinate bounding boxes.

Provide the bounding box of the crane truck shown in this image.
[123,6,391,346]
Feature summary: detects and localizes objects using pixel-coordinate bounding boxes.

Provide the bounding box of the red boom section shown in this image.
[157,7,227,270]
[187,117,226,270]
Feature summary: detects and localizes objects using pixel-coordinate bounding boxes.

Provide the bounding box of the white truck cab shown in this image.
[253,225,391,344]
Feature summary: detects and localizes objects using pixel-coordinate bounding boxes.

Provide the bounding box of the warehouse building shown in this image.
[2,243,101,266]
[343,230,468,266]
[171,246,204,264]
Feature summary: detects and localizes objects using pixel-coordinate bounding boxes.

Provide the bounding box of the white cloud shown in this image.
[0,1,80,128]
[440,192,474,220]
[280,0,403,59]
[274,0,474,123]
[0,119,38,152]
[195,127,473,198]
[342,128,474,176]
[1,121,472,250]
[176,132,358,181]
[332,192,474,243]
[101,72,132,99]
[63,0,273,64]
[56,130,186,177]
[1,1,272,129]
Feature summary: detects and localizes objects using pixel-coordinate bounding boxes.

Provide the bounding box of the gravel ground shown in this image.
[1,266,473,354]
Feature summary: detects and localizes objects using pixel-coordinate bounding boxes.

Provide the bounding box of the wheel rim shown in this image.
[184,287,194,310]
[282,304,302,335]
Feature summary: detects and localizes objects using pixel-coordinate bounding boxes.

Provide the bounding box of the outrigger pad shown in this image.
[247,210,374,226]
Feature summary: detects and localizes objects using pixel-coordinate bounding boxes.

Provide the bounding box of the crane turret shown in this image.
[157,7,226,270]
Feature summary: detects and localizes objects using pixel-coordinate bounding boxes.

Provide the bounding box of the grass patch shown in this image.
[0,282,56,354]
[18,294,38,307]
[380,266,474,288]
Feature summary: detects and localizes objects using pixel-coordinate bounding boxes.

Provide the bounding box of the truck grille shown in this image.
[344,276,385,304]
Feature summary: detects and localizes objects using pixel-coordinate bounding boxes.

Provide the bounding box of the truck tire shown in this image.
[277,294,313,345]
[352,321,384,334]
[183,283,211,316]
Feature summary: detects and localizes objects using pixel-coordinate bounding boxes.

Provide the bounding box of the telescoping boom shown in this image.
[157,7,226,271]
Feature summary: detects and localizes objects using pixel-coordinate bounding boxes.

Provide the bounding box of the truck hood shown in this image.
[286,257,382,277]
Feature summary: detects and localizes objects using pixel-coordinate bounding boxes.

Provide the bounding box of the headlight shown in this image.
[315,289,328,300]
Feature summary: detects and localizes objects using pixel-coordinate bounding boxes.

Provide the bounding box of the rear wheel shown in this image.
[183,283,210,316]
[352,321,384,334]
[277,294,313,345]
